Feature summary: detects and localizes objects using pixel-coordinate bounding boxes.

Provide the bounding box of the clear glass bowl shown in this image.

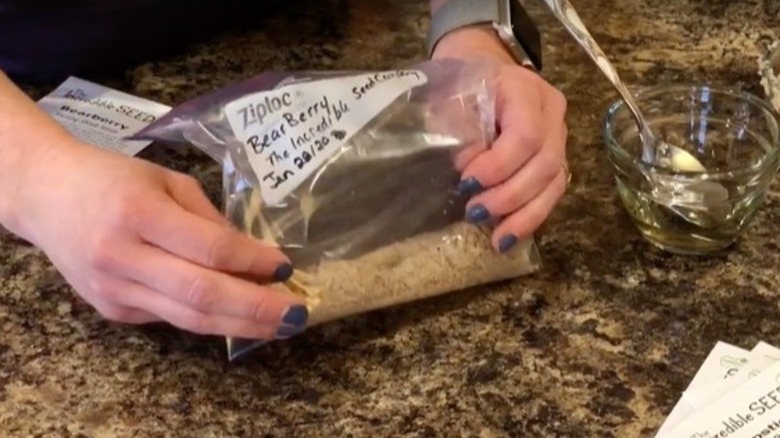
[604,84,780,254]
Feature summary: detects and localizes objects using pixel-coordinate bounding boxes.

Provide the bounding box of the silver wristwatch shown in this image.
[427,0,543,71]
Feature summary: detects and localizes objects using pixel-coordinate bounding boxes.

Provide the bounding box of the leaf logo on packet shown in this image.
[720,355,749,370]
[223,70,428,206]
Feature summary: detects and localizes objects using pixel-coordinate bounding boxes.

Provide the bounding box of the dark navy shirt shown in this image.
[0,1,243,82]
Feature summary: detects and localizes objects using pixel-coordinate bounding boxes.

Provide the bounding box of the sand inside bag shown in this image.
[283,221,540,326]
[234,187,541,326]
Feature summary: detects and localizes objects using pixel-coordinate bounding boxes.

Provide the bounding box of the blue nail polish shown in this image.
[282,305,309,327]
[457,177,484,196]
[276,324,306,339]
[466,204,491,223]
[498,234,519,253]
[273,263,294,282]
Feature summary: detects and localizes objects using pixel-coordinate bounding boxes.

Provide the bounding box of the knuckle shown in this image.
[86,275,115,301]
[477,156,511,184]
[177,174,203,192]
[517,127,543,151]
[85,237,122,271]
[204,233,235,268]
[551,87,568,114]
[246,297,272,323]
[183,275,218,310]
[105,187,145,230]
[537,153,561,182]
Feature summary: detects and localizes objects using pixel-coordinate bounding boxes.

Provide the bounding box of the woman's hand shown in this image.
[14,140,309,340]
[432,27,569,252]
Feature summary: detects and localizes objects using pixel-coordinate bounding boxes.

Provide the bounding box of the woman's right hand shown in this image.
[14,139,309,340]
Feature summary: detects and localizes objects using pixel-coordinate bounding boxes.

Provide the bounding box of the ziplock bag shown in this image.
[133,59,542,360]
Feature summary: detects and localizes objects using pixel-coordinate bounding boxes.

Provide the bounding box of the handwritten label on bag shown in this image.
[38,76,171,156]
[224,70,428,205]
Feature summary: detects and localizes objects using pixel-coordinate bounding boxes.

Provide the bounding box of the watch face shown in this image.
[508,0,542,70]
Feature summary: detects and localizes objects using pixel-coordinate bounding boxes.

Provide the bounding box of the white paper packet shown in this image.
[656,359,780,438]
[655,341,751,437]
[656,342,780,437]
[37,76,170,156]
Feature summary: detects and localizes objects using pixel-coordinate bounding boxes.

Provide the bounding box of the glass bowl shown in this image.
[604,84,780,255]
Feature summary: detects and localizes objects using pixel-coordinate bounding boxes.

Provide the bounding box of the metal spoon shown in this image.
[539,0,731,227]
[538,0,675,163]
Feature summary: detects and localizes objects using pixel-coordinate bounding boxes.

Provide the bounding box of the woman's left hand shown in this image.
[432,27,570,253]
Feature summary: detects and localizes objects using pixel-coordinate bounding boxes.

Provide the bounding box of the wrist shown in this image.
[431,26,517,66]
[0,127,82,242]
[0,71,87,242]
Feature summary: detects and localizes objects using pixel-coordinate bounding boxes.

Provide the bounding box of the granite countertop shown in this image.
[3,0,780,436]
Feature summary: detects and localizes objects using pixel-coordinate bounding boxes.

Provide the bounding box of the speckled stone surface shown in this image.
[3,0,780,436]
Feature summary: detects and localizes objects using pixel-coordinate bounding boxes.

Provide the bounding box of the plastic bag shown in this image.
[133,59,542,360]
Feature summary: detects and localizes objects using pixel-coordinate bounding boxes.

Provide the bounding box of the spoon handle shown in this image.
[539,0,656,161]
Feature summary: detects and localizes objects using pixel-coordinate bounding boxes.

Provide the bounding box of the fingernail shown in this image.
[457,177,484,196]
[282,305,309,327]
[498,234,519,253]
[466,204,491,223]
[276,325,307,339]
[273,263,294,282]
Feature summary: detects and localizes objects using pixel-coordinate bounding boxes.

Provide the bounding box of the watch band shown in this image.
[427,0,502,59]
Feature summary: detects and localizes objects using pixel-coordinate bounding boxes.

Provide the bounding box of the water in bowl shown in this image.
[615,113,773,254]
